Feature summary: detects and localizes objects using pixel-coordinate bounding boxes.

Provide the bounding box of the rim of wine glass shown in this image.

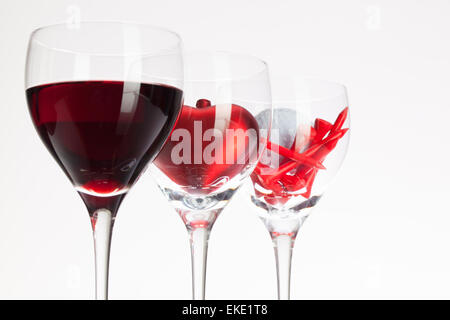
[28,21,182,57]
[183,50,269,83]
[270,76,348,104]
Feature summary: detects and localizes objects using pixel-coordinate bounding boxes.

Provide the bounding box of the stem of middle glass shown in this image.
[189,226,210,300]
[180,208,220,300]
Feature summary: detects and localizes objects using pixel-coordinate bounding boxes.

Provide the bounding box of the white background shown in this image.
[0,0,449,299]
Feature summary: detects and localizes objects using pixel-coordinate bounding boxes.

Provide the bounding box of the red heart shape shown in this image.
[154,100,259,194]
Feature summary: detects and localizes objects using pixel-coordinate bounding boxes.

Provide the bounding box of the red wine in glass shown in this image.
[25,22,184,300]
[26,80,183,214]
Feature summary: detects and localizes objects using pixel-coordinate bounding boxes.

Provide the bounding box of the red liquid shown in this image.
[27,80,183,214]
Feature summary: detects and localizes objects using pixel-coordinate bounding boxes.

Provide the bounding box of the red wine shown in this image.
[27,80,183,214]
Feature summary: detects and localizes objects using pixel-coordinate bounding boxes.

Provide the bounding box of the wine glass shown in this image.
[25,22,184,299]
[151,51,271,299]
[248,77,350,299]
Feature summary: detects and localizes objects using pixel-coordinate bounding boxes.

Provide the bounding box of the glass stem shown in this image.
[188,226,210,300]
[91,208,114,300]
[273,234,295,300]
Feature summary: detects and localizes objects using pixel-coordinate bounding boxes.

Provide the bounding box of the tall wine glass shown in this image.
[151,51,271,299]
[248,77,350,299]
[25,22,183,299]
